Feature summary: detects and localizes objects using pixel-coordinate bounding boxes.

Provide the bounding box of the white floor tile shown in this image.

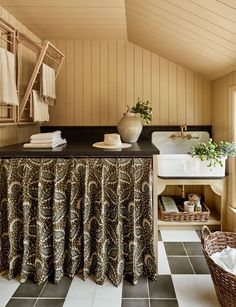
[161,230,200,242]
[172,275,220,307]
[65,275,96,299]
[94,279,123,300]
[92,299,121,307]
[157,242,171,274]
[0,276,20,307]
[63,297,94,307]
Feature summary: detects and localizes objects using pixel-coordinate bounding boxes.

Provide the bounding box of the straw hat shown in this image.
[93,133,132,149]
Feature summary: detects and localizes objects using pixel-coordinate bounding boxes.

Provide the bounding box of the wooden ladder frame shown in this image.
[0,18,17,126]
[19,40,64,123]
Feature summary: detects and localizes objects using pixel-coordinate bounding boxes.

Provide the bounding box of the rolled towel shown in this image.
[30,131,61,141]
[23,139,67,149]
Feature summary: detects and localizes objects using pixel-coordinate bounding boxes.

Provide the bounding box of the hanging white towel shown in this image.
[0,47,18,106]
[31,90,49,122]
[30,131,61,141]
[23,139,67,149]
[40,63,56,105]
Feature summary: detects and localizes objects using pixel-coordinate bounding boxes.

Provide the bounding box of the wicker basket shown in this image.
[158,196,210,222]
[201,226,236,307]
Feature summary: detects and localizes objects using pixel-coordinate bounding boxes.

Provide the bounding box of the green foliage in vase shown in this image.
[190,138,236,168]
[127,98,152,124]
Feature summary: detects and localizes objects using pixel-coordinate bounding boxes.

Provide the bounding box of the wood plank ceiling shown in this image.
[0,0,127,40]
[126,0,236,79]
[0,0,236,79]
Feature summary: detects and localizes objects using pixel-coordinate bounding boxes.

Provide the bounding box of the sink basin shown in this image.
[152,131,226,177]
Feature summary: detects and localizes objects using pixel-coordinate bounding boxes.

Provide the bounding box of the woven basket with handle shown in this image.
[201,226,236,307]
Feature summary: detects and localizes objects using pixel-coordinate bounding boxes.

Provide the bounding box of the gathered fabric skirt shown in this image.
[0,157,157,286]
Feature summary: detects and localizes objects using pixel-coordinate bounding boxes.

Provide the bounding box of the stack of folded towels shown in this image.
[23,131,67,148]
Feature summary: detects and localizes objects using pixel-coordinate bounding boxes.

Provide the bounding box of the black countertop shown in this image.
[0,141,159,158]
[0,125,212,158]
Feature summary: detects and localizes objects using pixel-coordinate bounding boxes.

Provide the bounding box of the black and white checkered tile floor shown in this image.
[1,230,220,307]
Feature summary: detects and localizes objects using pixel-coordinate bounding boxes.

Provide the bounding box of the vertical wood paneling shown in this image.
[143,49,151,102]
[66,40,75,125]
[168,62,177,124]
[151,53,159,124]
[108,40,117,125]
[211,69,236,231]
[117,41,126,121]
[177,66,186,125]
[83,40,92,125]
[159,57,169,125]
[203,79,211,125]
[134,45,143,101]
[100,40,109,125]
[74,40,83,125]
[194,75,203,124]
[48,40,211,127]
[126,42,134,109]
[186,71,195,125]
[91,40,100,125]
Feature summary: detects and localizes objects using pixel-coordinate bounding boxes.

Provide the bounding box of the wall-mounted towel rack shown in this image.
[19,40,64,123]
[0,19,17,125]
[0,17,64,126]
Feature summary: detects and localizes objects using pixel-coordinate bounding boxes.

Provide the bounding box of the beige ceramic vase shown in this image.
[117,112,143,143]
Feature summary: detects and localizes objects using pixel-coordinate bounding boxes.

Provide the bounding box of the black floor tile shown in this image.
[196,230,202,240]
[122,299,149,307]
[183,242,203,255]
[164,242,186,256]
[149,275,176,299]
[35,299,65,307]
[12,281,46,297]
[6,299,36,307]
[189,256,210,274]
[40,276,72,298]
[122,277,148,298]
[150,299,179,307]
[158,231,162,241]
[168,257,194,274]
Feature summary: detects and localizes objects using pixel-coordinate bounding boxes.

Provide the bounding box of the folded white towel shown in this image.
[30,136,62,144]
[31,90,49,122]
[0,47,18,106]
[40,63,56,105]
[23,139,67,149]
[30,131,61,141]
[211,246,236,275]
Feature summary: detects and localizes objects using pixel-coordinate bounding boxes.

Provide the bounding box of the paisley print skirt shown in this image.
[0,158,157,286]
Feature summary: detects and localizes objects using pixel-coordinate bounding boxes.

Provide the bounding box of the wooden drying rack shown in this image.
[0,18,17,125]
[0,17,64,126]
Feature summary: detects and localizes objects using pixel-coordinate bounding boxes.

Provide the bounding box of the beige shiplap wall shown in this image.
[211,70,236,231]
[211,70,236,142]
[48,40,211,126]
[0,7,39,147]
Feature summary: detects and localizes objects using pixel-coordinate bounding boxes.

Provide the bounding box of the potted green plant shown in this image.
[190,138,236,169]
[117,98,152,143]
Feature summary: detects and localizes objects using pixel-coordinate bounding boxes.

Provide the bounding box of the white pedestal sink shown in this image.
[152,131,226,178]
